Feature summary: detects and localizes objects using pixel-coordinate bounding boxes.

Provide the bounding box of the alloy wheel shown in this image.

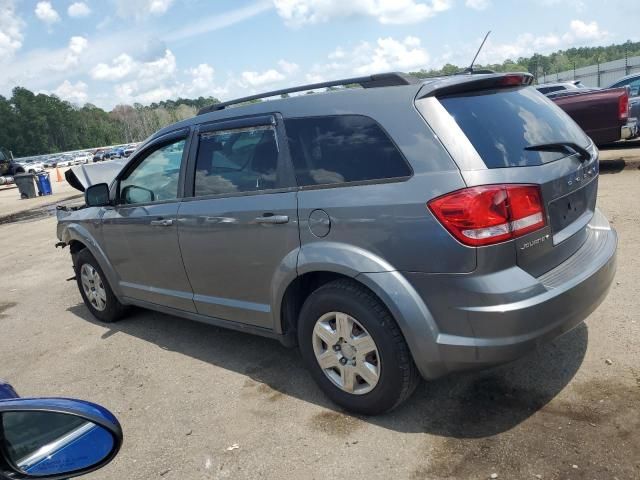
[80,264,107,312]
[312,311,380,395]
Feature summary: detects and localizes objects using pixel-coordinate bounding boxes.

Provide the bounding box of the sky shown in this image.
[0,0,637,110]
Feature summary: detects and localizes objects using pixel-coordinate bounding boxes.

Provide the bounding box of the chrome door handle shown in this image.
[150,219,174,226]
[255,215,289,225]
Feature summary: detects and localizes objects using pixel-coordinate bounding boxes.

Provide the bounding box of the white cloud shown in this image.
[69,36,88,55]
[0,0,24,61]
[114,0,175,19]
[239,58,299,89]
[53,80,88,104]
[308,36,430,80]
[187,64,214,91]
[138,49,176,79]
[567,19,606,40]
[35,1,61,25]
[53,36,89,70]
[68,2,91,18]
[465,0,490,10]
[241,69,286,88]
[105,50,212,105]
[90,53,137,80]
[277,59,299,75]
[357,37,430,74]
[273,0,452,26]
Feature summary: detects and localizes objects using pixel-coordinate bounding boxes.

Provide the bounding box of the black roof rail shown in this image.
[197,72,419,115]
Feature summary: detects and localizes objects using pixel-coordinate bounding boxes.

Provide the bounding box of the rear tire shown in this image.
[74,249,126,323]
[298,279,420,415]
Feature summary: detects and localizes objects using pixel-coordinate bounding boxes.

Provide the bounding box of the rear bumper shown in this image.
[621,119,638,140]
[402,208,617,379]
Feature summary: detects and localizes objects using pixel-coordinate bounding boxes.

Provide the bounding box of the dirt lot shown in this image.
[0,170,638,480]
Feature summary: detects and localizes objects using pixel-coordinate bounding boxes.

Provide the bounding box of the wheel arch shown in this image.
[60,223,123,298]
[273,243,443,378]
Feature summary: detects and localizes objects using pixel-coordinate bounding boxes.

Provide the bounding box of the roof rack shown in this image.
[197,72,419,115]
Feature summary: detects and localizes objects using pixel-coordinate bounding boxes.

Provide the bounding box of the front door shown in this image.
[177,116,299,329]
[101,133,196,312]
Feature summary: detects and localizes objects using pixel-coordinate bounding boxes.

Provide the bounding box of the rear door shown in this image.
[177,114,299,329]
[416,82,598,276]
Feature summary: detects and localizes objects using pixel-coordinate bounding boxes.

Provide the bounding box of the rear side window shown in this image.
[439,87,590,168]
[285,115,411,186]
[194,126,279,196]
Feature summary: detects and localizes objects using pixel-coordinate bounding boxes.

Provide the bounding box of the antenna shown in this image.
[465,30,491,74]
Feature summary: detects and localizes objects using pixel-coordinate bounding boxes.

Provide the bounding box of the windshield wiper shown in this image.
[524,142,591,162]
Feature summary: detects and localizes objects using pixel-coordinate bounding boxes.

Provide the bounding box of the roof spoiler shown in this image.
[198,72,420,115]
[417,72,534,99]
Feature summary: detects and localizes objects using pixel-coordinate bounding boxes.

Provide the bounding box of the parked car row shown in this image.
[93,144,139,162]
[7,144,142,172]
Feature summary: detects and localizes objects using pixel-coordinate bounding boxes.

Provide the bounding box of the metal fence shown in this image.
[537,55,640,87]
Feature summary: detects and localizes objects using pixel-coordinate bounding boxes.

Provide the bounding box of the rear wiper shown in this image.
[524,142,591,162]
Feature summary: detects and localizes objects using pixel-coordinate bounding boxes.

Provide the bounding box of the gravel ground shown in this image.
[0,170,638,480]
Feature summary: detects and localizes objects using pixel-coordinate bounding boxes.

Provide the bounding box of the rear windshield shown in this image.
[439,87,590,168]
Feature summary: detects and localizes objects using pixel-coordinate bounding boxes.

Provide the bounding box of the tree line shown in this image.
[0,88,219,157]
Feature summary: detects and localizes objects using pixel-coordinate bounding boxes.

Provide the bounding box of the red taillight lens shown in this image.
[498,74,530,87]
[428,185,546,246]
[619,93,629,120]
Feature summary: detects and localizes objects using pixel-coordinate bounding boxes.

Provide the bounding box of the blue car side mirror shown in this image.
[0,398,122,479]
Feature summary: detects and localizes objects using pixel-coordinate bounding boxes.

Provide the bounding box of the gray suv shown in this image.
[57,72,617,415]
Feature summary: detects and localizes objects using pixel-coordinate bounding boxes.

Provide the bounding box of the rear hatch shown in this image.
[416,74,598,277]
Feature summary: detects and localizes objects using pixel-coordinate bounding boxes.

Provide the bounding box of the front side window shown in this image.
[119,139,185,204]
[194,126,279,196]
[284,115,411,187]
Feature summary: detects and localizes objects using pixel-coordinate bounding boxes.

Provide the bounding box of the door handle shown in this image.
[255,215,289,225]
[150,219,174,226]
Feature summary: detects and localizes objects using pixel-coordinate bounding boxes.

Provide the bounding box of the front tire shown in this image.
[298,279,420,415]
[74,249,126,323]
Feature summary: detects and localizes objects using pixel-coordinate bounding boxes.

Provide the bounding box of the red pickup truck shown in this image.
[537,84,638,145]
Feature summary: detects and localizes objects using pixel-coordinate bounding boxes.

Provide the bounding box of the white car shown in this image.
[14,160,45,173]
[56,155,75,167]
[74,152,92,164]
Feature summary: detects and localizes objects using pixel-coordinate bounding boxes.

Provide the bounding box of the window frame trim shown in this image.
[184,112,297,200]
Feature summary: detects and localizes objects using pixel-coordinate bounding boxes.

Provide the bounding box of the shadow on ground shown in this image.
[68,303,587,439]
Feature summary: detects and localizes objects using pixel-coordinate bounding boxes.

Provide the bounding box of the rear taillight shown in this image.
[619,92,629,120]
[498,74,532,87]
[428,184,546,246]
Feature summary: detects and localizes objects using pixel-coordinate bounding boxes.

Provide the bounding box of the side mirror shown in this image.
[85,183,110,207]
[121,185,154,204]
[0,398,122,479]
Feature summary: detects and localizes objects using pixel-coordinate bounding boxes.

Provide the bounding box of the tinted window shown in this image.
[439,87,590,168]
[194,126,279,196]
[285,115,411,186]
[120,139,185,204]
